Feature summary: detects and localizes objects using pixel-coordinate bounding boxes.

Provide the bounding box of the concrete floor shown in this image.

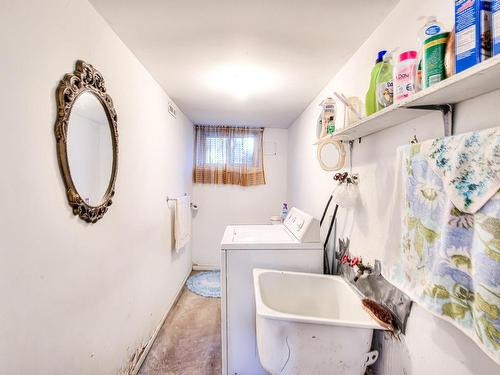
[138,278,222,375]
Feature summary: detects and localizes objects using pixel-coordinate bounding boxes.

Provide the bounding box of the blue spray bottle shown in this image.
[281,203,289,222]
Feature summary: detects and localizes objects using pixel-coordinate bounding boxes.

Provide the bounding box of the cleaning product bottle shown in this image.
[375,52,393,111]
[394,51,418,103]
[423,32,450,88]
[319,98,336,138]
[365,50,387,116]
[416,16,445,91]
[416,59,423,93]
[281,203,288,222]
[327,116,335,134]
[418,16,444,44]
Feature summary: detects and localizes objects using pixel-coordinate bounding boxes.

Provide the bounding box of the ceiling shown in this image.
[90,0,399,128]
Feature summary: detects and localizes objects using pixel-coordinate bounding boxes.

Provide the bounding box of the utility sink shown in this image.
[253,268,385,375]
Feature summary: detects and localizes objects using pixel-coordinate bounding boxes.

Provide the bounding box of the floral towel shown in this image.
[385,128,500,364]
[421,127,500,213]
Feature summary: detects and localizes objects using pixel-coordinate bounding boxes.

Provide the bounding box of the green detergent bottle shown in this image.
[375,52,393,111]
[365,50,387,117]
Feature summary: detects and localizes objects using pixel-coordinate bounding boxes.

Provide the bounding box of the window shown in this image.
[193,125,266,186]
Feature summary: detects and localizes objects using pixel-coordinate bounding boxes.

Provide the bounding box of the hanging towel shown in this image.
[421,128,500,213]
[174,195,191,252]
[383,127,500,364]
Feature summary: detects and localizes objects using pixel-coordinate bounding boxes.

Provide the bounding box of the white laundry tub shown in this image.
[253,269,385,375]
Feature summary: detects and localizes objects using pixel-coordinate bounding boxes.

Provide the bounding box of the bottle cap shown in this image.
[417,15,437,23]
[399,50,417,62]
[376,50,388,63]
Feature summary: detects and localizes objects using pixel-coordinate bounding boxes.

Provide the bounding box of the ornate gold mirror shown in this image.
[54,61,118,223]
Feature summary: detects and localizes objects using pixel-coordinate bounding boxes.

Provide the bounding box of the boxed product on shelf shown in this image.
[455,0,492,73]
[494,0,500,55]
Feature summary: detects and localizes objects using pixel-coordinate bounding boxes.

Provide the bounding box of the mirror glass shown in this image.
[317,140,345,171]
[67,92,113,206]
[320,143,340,167]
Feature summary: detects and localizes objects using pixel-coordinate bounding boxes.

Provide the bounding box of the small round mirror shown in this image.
[317,140,346,171]
[67,92,114,206]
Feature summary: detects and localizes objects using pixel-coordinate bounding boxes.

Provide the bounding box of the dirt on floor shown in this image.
[138,281,222,375]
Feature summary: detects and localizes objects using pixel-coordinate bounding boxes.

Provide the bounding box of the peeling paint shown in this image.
[119,341,148,375]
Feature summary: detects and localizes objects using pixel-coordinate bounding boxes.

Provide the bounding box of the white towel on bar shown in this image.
[174,195,191,252]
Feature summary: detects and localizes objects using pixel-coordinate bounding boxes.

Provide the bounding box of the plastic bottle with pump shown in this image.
[416,16,444,91]
[375,51,394,111]
[365,50,387,117]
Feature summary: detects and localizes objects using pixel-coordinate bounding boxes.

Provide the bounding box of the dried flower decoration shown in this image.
[333,172,359,185]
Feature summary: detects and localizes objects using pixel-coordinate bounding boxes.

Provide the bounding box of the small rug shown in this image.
[186,271,221,298]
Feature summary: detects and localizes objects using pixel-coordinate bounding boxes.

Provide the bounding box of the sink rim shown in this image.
[253,268,386,330]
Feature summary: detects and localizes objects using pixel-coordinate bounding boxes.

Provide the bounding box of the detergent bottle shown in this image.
[375,52,394,111]
[281,203,288,222]
[365,50,387,116]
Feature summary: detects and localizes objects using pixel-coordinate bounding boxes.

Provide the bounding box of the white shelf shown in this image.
[315,55,500,144]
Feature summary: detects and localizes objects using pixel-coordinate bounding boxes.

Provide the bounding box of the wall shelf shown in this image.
[314,55,500,144]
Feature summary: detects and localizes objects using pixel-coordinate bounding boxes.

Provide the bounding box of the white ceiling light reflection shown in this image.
[206,64,279,100]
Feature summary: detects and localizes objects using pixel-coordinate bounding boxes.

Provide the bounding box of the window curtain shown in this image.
[193,125,266,186]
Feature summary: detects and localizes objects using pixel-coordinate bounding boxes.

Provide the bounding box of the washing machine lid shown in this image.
[221,208,321,250]
[233,225,296,243]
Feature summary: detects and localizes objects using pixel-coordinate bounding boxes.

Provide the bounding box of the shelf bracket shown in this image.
[405,104,454,137]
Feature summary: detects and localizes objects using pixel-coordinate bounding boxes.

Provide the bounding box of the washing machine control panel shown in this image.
[283,207,319,243]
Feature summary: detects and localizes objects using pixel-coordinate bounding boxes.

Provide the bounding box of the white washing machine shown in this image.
[220,207,323,375]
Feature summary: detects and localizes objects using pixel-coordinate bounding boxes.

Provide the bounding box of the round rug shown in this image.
[186,271,221,298]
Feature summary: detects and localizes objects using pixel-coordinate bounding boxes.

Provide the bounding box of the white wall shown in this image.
[0,1,193,374]
[192,128,288,267]
[287,0,500,373]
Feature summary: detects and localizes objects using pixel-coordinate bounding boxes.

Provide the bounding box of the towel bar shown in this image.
[166,193,188,202]
[166,194,197,209]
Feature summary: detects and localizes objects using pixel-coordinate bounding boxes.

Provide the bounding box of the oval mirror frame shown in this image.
[317,139,346,171]
[54,60,118,223]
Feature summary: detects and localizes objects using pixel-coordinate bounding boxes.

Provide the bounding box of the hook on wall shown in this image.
[348,140,354,173]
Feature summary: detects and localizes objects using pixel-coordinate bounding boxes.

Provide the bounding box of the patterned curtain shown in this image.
[193,125,266,186]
